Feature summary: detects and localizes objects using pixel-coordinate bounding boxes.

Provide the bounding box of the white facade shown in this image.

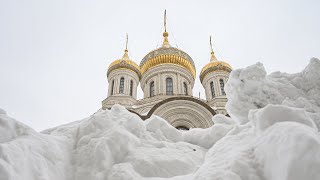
[107,69,139,99]
[202,71,229,100]
[140,64,194,98]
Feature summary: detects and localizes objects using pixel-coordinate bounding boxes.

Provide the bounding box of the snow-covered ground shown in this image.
[1,58,320,180]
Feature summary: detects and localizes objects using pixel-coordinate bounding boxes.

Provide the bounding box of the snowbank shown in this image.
[249,104,318,133]
[0,112,34,143]
[0,108,6,115]
[1,58,320,180]
[225,57,320,127]
[0,113,73,180]
[254,122,320,180]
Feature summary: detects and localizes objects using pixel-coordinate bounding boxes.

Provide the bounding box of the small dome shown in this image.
[140,32,196,78]
[200,52,232,82]
[107,50,141,78]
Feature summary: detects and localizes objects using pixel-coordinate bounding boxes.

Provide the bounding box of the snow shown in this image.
[212,114,237,125]
[225,57,320,127]
[0,114,72,180]
[254,122,320,180]
[0,108,6,115]
[249,104,318,133]
[1,58,320,180]
[0,112,34,143]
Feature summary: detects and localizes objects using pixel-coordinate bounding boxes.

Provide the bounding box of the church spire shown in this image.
[210,35,217,62]
[162,10,170,47]
[122,33,129,59]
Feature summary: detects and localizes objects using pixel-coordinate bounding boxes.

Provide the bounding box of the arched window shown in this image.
[150,81,154,97]
[110,80,114,95]
[183,82,188,95]
[119,77,124,94]
[210,81,215,98]
[166,78,173,95]
[130,80,133,96]
[220,79,226,95]
[176,126,189,131]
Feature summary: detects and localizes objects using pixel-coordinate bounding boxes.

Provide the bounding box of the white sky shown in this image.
[0,0,319,131]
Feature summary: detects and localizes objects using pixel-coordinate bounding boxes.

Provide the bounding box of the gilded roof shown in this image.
[140,47,196,78]
[139,29,196,78]
[140,46,195,67]
[200,60,232,82]
[107,51,141,78]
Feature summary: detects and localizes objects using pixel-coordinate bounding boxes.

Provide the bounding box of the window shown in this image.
[150,81,155,97]
[119,77,124,94]
[111,80,114,95]
[130,80,133,96]
[210,81,215,98]
[183,82,188,95]
[166,78,173,95]
[176,126,189,131]
[220,79,225,95]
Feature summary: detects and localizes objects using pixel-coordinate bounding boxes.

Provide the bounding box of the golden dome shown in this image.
[107,50,141,78]
[140,10,196,78]
[200,52,232,82]
[140,32,196,78]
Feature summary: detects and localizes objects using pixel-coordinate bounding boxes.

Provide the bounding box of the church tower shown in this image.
[200,36,232,115]
[139,10,195,98]
[102,35,141,108]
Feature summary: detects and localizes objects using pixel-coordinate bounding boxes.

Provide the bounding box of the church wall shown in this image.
[202,70,230,100]
[107,69,139,99]
[140,64,194,98]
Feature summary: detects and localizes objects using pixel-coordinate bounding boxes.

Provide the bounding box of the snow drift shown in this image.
[225,58,320,127]
[1,58,320,180]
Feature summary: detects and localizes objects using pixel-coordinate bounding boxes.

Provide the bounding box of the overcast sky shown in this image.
[0,0,319,131]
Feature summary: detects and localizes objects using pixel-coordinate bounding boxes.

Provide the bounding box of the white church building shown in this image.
[102,13,232,130]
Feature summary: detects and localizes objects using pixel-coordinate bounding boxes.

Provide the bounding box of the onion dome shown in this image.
[200,37,232,83]
[107,37,141,78]
[139,11,196,78]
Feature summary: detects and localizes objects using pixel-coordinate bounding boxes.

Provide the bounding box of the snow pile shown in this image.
[249,104,318,133]
[225,57,320,127]
[254,122,320,180]
[0,110,34,143]
[0,113,73,180]
[1,58,320,180]
[145,115,232,149]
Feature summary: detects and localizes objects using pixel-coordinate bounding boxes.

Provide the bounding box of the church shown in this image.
[102,12,232,130]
